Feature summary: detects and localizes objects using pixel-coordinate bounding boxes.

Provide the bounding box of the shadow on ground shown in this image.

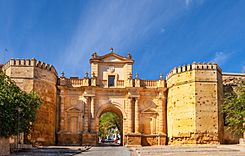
[98,143,121,147]
[10,147,92,156]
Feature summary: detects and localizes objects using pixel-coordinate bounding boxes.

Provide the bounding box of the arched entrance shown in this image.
[96,104,125,146]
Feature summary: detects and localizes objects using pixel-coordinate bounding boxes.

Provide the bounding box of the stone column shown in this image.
[59,95,65,131]
[158,97,165,134]
[87,97,91,132]
[90,97,95,132]
[83,97,90,133]
[128,98,133,133]
[134,97,140,133]
[91,97,95,119]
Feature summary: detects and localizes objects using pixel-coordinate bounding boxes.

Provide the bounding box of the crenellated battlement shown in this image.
[166,62,222,80]
[3,58,57,75]
[166,61,224,144]
[0,50,229,146]
[2,58,58,145]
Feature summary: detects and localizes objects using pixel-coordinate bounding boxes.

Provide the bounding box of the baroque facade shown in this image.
[1,49,245,146]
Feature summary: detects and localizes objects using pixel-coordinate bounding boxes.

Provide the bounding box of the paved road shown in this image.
[11,146,132,156]
[75,146,131,156]
[10,145,245,156]
[134,145,245,156]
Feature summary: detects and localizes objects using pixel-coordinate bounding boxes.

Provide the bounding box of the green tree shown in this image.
[98,112,120,138]
[223,81,245,135]
[0,71,42,137]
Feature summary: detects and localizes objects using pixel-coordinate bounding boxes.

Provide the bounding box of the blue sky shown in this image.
[0,0,245,79]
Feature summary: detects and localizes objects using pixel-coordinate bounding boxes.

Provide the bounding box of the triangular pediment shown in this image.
[103,55,124,62]
[90,52,134,64]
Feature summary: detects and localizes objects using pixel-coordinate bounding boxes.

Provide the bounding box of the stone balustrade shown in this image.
[140,80,158,88]
[59,78,89,87]
[117,80,124,87]
[101,80,107,87]
[59,77,166,88]
[69,78,84,87]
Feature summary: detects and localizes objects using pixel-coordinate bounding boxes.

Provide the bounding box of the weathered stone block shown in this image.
[141,135,158,146]
[0,137,10,156]
[57,133,82,145]
[125,134,141,146]
[82,133,97,145]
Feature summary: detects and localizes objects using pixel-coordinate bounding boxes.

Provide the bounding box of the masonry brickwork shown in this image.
[0,137,10,155]
[1,50,244,146]
[166,63,223,144]
[2,58,58,145]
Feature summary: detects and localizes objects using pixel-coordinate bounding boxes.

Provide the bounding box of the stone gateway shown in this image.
[1,49,245,146]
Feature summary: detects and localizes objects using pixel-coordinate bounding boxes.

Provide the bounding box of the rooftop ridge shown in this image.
[166,62,222,80]
[3,58,57,75]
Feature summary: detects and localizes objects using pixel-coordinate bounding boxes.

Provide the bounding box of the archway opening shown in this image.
[98,111,123,146]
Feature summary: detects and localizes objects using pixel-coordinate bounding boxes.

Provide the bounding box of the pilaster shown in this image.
[158,97,166,134]
[59,93,65,131]
[134,97,140,134]
[83,97,90,133]
[91,97,95,118]
[90,96,96,133]
[127,98,133,133]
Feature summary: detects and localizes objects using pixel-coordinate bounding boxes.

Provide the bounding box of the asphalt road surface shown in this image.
[134,145,245,156]
[74,146,131,156]
[10,144,245,156]
[11,146,131,156]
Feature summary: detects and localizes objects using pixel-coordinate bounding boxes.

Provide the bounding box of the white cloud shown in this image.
[58,0,189,76]
[209,52,230,65]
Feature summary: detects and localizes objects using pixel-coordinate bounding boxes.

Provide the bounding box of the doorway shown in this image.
[98,111,123,146]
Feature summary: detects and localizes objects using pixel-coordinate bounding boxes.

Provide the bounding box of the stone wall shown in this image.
[4,54,245,147]
[167,70,196,143]
[166,62,223,144]
[2,58,58,145]
[31,79,57,145]
[57,86,85,145]
[0,137,10,156]
[57,79,167,146]
[223,73,245,91]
